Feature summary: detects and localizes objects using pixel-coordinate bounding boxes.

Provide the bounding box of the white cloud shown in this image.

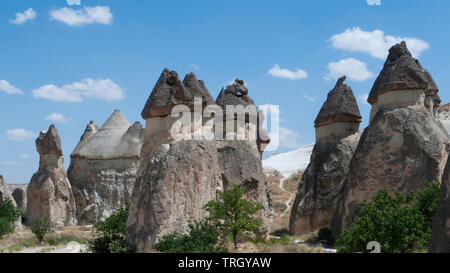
[189,64,200,70]
[32,78,125,102]
[6,129,37,142]
[50,6,113,26]
[303,95,317,102]
[272,127,302,150]
[67,0,82,5]
[10,8,37,25]
[45,113,69,123]
[0,161,20,166]
[326,58,374,82]
[330,27,430,59]
[358,93,371,106]
[0,80,24,95]
[367,0,381,5]
[268,64,308,80]
[32,84,82,102]
[20,153,31,159]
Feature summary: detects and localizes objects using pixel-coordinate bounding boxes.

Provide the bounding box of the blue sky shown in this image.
[1,0,449,183]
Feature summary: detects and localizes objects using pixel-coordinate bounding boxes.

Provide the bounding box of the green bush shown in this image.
[30,216,55,244]
[0,198,21,239]
[336,182,440,253]
[154,220,227,253]
[88,205,133,253]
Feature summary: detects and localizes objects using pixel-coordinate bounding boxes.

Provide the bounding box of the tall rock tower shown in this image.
[290,76,362,234]
[215,79,272,236]
[126,69,222,252]
[68,110,144,225]
[333,42,449,237]
[26,125,76,226]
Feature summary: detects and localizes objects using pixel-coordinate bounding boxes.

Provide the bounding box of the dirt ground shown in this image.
[0,225,93,253]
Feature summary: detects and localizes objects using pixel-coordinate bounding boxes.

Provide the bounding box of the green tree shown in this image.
[0,198,21,239]
[336,182,440,253]
[204,185,264,249]
[30,216,55,244]
[153,220,227,253]
[88,204,132,253]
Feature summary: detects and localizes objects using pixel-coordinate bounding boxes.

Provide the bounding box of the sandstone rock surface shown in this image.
[12,188,26,208]
[0,175,15,204]
[68,110,144,225]
[26,125,76,226]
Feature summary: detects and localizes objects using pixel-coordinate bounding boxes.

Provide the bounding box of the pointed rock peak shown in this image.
[101,109,131,130]
[387,41,412,61]
[368,41,438,104]
[225,79,248,96]
[215,78,254,108]
[335,76,347,87]
[85,120,98,132]
[130,121,143,129]
[36,124,63,156]
[315,78,362,127]
[141,68,214,119]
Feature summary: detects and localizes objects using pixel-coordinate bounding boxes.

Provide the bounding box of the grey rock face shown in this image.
[333,106,449,236]
[126,140,223,252]
[429,152,450,253]
[0,175,15,204]
[290,132,360,234]
[0,175,21,229]
[12,188,26,208]
[438,104,450,134]
[141,69,215,119]
[68,110,144,225]
[216,140,271,235]
[26,125,77,226]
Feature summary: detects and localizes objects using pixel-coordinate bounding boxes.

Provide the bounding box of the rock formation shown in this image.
[26,125,76,226]
[290,76,362,234]
[126,70,271,252]
[429,152,450,253]
[438,103,450,134]
[332,42,449,237]
[215,79,272,235]
[0,175,15,204]
[12,188,26,208]
[0,175,22,229]
[126,69,222,252]
[68,110,144,225]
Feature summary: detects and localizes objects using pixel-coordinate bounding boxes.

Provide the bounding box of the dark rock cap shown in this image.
[368,41,438,105]
[36,125,63,156]
[141,69,215,119]
[215,79,255,110]
[315,76,362,127]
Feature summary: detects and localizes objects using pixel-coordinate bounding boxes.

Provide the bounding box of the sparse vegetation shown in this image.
[88,204,132,253]
[0,198,21,239]
[337,182,440,253]
[30,216,55,244]
[154,220,228,253]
